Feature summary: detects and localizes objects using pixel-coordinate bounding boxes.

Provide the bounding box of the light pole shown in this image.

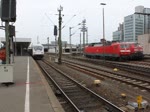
[86,27,88,44]
[100,3,106,40]
[80,32,82,54]
[69,27,73,54]
[100,3,106,60]
[81,19,86,49]
[47,37,49,52]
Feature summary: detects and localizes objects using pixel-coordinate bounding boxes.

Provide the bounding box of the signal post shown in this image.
[57,6,63,64]
[0,0,16,85]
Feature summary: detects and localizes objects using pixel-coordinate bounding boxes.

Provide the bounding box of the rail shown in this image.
[37,60,125,112]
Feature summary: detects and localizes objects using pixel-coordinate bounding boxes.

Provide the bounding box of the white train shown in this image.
[28,44,44,60]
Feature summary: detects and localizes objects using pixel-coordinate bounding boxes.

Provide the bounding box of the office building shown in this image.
[113,6,150,42]
[112,23,124,41]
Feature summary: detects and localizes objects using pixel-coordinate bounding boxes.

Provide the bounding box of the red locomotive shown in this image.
[0,47,6,61]
[84,41,144,60]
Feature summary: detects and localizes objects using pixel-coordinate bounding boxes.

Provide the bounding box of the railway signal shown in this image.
[0,0,16,22]
[54,25,57,36]
[54,25,58,55]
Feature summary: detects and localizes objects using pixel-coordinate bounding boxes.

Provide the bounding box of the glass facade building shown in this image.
[124,14,144,42]
[113,31,122,41]
[144,8,150,34]
[112,23,124,41]
[113,6,150,42]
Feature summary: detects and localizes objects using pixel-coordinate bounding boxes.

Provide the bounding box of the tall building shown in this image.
[112,23,124,41]
[143,8,150,34]
[113,6,150,42]
[124,13,144,42]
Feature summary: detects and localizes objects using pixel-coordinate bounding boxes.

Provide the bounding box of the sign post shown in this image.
[137,95,143,109]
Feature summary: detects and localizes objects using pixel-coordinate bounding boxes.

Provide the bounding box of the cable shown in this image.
[45,13,55,25]
[62,14,76,29]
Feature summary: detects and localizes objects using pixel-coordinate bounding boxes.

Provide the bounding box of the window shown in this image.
[33,46,43,51]
[120,44,130,49]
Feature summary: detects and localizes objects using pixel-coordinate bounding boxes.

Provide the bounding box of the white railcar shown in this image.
[29,44,44,60]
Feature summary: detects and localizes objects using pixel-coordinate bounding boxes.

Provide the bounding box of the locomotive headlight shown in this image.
[134,48,138,52]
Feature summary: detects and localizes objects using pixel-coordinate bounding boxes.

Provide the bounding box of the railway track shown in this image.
[128,60,150,67]
[37,60,125,112]
[65,56,150,78]
[62,59,150,92]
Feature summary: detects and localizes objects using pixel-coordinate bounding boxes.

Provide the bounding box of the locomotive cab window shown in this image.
[94,43,102,46]
[33,46,43,51]
[120,44,129,49]
[89,43,94,46]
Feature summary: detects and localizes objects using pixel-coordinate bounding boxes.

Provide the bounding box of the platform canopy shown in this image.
[0,37,31,56]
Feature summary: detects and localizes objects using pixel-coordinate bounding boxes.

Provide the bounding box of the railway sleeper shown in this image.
[55,79,71,82]
[132,81,142,84]
[56,79,74,83]
[140,83,149,86]
[146,86,150,88]
[70,95,91,100]
[61,85,77,89]
[73,97,99,104]
[64,89,82,93]
[59,83,75,86]
[67,93,90,98]
[76,101,102,109]
[80,107,106,112]
[54,78,72,82]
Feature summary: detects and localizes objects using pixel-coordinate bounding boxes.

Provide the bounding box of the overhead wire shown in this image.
[45,13,55,25]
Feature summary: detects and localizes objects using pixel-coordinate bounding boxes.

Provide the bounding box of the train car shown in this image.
[84,41,143,61]
[28,44,44,60]
[0,47,6,61]
[128,42,143,60]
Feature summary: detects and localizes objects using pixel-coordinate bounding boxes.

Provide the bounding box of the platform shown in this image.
[0,56,64,112]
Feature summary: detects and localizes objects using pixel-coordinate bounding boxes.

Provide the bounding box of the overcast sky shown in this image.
[0,0,149,45]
